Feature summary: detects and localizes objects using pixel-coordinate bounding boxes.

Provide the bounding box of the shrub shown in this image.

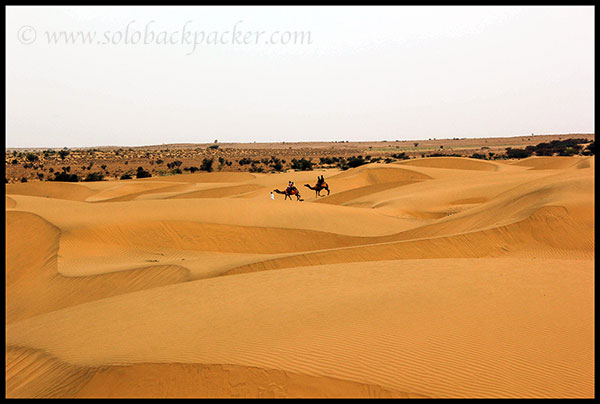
[208,144,219,150]
[582,141,595,155]
[290,157,314,171]
[238,157,252,166]
[470,153,487,159]
[346,156,368,168]
[58,149,70,160]
[505,147,533,159]
[52,172,80,182]
[136,167,152,178]
[320,157,335,165]
[166,160,183,169]
[26,153,39,162]
[426,153,461,157]
[391,152,409,160]
[271,160,283,171]
[21,177,28,182]
[83,172,104,182]
[530,138,588,156]
[200,158,214,172]
[558,147,577,156]
[120,174,132,180]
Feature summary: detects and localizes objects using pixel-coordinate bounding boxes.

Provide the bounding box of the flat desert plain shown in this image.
[5,155,594,398]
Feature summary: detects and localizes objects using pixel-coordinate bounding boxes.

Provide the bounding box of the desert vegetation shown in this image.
[4,134,594,183]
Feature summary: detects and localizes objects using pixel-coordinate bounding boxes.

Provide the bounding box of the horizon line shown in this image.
[5,132,595,150]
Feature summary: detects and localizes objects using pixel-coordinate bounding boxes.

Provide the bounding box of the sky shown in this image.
[5,6,595,148]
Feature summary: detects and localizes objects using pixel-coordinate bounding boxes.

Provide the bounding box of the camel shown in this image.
[273,187,303,201]
[304,181,330,197]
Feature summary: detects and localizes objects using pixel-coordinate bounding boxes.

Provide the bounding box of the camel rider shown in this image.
[287,181,294,193]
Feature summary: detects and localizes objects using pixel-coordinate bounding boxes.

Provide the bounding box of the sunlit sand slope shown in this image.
[6,259,594,398]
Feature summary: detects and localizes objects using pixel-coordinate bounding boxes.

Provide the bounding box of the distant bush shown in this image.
[58,149,70,160]
[529,138,588,156]
[208,144,219,150]
[166,160,183,169]
[83,172,104,182]
[120,174,132,180]
[200,157,214,172]
[21,177,28,183]
[390,152,409,160]
[271,160,284,171]
[470,153,487,159]
[290,157,314,171]
[426,153,462,157]
[505,147,533,159]
[136,167,152,178]
[320,156,336,165]
[558,147,578,156]
[346,155,368,168]
[238,157,252,166]
[26,153,39,162]
[52,172,80,182]
[582,141,595,156]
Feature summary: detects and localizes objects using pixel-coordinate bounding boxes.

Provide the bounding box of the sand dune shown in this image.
[5,156,594,398]
[5,181,96,201]
[397,156,500,171]
[509,156,590,170]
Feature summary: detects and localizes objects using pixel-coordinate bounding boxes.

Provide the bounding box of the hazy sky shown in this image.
[6,6,595,148]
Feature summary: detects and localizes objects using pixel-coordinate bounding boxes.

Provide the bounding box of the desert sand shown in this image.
[5,156,594,398]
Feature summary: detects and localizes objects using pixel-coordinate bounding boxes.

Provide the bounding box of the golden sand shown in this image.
[6,156,594,398]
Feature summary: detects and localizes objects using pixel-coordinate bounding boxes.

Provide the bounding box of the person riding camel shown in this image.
[287,181,295,193]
